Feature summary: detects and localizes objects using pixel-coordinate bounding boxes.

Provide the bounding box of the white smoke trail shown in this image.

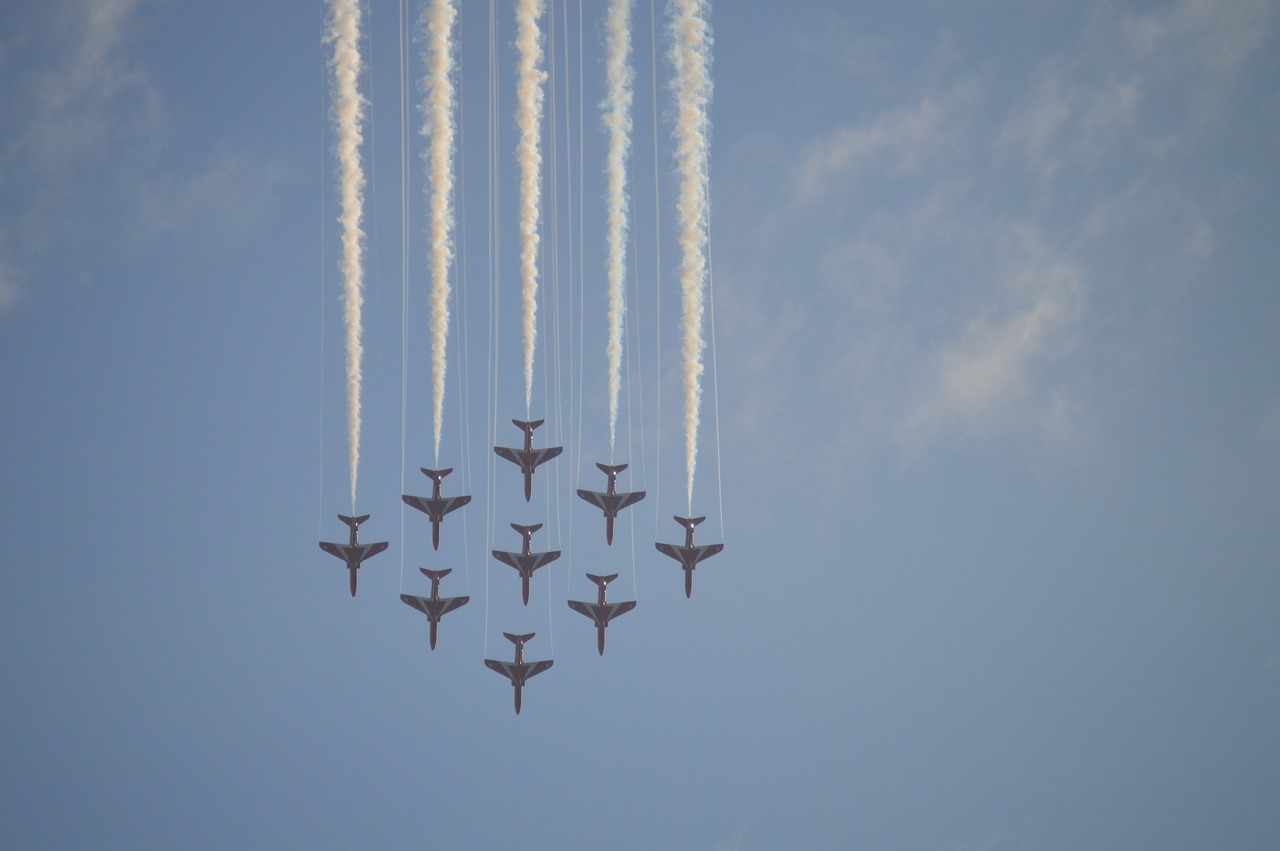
[515,0,547,414]
[328,0,367,508]
[422,0,458,463]
[603,0,634,453]
[669,0,712,510]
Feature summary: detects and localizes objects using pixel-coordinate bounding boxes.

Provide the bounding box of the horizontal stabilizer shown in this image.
[675,515,706,529]
[513,418,545,432]
[338,513,371,528]
[596,461,628,476]
[512,522,543,536]
[504,631,536,645]
[586,573,620,587]
[420,467,453,481]
[419,567,453,581]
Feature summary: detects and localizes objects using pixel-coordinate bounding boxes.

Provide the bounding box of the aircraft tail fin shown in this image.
[674,515,706,531]
[503,631,536,646]
[595,461,628,476]
[419,567,453,581]
[586,572,620,588]
[511,522,543,537]
[420,467,453,482]
[338,514,371,529]
[513,418,545,433]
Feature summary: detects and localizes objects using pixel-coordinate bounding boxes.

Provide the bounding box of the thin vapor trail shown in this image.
[515,0,547,414]
[603,0,634,454]
[669,0,711,510]
[328,0,368,507]
[422,0,458,463]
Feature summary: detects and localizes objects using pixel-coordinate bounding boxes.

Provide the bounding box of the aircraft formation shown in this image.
[317,424,723,714]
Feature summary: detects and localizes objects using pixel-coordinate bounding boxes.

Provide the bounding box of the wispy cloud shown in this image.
[900,222,1083,445]
[0,0,156,308]
[789,83,975,205]
[0,253,18,317]
[712,826,748,851]
[131,147,288,244]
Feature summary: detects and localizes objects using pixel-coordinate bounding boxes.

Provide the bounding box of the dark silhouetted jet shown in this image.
[655,515,724,598]
[319,514,389,597]
[576,462,646,545]
[400,568,470,650]
[494,419,562,501]
[567,572,636,655]
[402,467,471,550]
[484,632,553,714]
[492,523,560,605]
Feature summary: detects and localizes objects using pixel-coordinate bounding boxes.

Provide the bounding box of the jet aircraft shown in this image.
[654,515,724,598]
[318,514,389,597]
[401,467,471,550]
[492,523,560,605]
[576,462,646,545]
[400,568,470,650]
[494,418,563,501]
[567,573,637,655]
[484,632,554,715]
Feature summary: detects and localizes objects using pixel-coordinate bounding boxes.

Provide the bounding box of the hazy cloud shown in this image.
[0,254,18,316]
[789,83,975,205]
[901,223,1083,444]
[131,147,289,244]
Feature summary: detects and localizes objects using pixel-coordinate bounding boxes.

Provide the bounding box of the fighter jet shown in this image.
[318,514,389,597]
[654,515,724,599]
[567,573,636,655]
[484,632,553,715]
[492,523,560,605]
[494,419,563,501]
[400,568,470,650]
[576,462,646,545]
[401,467,471,550]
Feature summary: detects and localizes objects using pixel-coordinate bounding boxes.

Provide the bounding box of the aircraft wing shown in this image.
[526,660,554,679]
[694,543,724,562]
[567,599,594,621]
[576,489,608,511]
[530,447,563,468]
[355,541,389,561]
[440,495,471,515]
[400,593,429,615]
[318,541,345,561]
[484,659,515,682]
[654,541,682,563]
[604,600,637,620]
[615,491,646,511]
[493,446,521,467]
[439,595,469,615]
[527,550,561,570]
[491,549,519,569]
[401,494,433,516]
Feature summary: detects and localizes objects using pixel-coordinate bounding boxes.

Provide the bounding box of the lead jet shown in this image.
[567,573,636,655]
[494,418,563,501]
[319,514,389,597]
[576,462,646,545]
[401,467,471,550]
[400,568,470,650]
[655,515,724,599]
[484,632,553,715]
[492,523,560,605]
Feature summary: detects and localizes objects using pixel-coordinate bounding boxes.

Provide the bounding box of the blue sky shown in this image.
[2,1,1279,848]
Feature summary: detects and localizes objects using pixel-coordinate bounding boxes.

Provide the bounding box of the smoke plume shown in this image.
[422,0,458,463]
[603,0,635,452]
[669,0,712,510]
[515,0,547,413]
[328,0,368,507]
